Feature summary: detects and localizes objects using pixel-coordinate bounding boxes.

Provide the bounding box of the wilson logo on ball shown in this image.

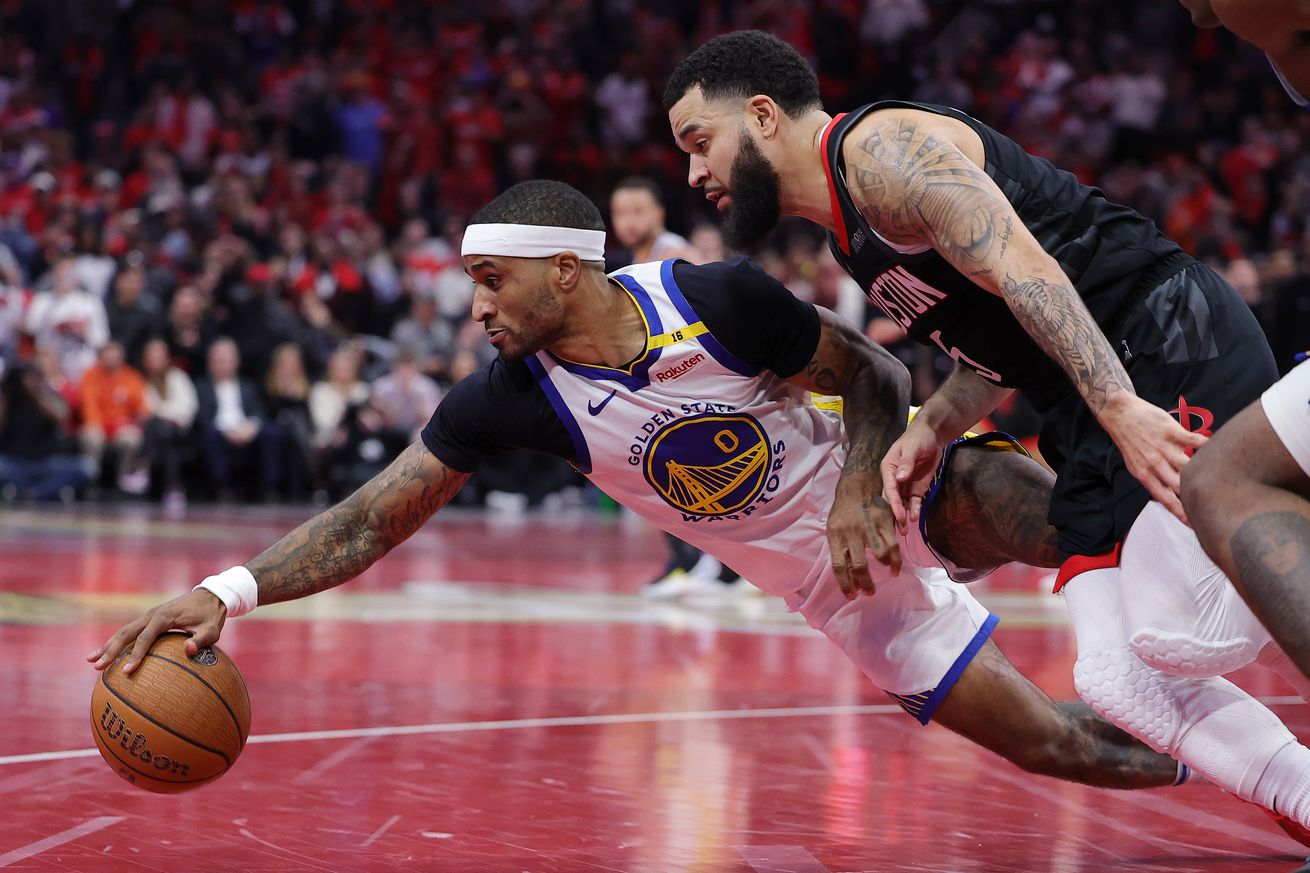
[97,701,193,776]
[191,648,219,666]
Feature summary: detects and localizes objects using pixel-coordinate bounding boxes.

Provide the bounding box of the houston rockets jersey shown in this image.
[822,100,1192,412]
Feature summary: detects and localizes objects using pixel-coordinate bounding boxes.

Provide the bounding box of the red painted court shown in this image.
[2,505,1309,872]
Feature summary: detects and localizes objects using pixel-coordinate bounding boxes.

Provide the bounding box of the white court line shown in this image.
[738,845,834,872]
[291,736,375,785]
[0,816,125,867]
[360,814,401,848]
[6,695,1306,770]
[0,704,902,767]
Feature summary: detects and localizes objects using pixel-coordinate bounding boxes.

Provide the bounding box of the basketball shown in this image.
[89,632,251,793]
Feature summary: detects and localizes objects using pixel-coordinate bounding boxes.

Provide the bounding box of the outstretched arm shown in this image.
[786,307,910,597]
[89,442,470,672]
[844,111,1205,522]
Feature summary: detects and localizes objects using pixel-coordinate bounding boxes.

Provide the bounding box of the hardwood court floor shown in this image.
[1,505,1308,872]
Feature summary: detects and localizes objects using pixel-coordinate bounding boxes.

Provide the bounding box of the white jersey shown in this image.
[522,262,992,706]
[526,259,849,610]
[1262,360,1310,476]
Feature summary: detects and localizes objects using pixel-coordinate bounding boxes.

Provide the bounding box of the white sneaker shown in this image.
[117,469,150,495]
[642,568,698,599]
[163,489,187,516]
[686,552,722,581]
[682,574,758,603]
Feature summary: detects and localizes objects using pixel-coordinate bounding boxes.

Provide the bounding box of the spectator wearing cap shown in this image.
[223,261,314,382]
[25,254,108,380]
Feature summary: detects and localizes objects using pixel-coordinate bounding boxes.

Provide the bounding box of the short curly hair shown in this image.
[663,30,821,117]
[470,180,605,231]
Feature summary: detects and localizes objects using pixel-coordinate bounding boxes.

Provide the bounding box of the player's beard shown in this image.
[721,128,783,250]
[495,278,566,363]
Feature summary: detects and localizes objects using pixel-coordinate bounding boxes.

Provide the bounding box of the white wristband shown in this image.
[195,566,259,617]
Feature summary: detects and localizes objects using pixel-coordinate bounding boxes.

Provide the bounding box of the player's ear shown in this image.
[552,251,583,293]
[747,95,780,139]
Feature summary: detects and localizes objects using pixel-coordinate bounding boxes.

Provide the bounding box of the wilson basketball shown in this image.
[90,632,251,793]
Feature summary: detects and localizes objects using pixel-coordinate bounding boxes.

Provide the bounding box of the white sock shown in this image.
[1254,741,1310,824]
[1170,675,1307,825]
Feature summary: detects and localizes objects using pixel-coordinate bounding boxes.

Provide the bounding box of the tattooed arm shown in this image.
[90,442,470,671]
[786,307,911,597]
[248,442,468,603]
[844,109,1205,521]
[1182,393,1310,680]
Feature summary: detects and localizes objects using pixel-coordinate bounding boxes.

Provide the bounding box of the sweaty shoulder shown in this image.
[670,257,819,378]
[420,357,576,471]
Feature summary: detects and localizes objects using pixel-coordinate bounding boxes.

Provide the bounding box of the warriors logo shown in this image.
[643,413,772,517]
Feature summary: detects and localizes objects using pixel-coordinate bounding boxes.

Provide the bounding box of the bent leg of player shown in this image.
[802,564,1181,789]
[1182,362,1310,686]
[931,639,1182,788]
[1121,502,1271,678]
[922,434,1060,575]
[1066,567,1310,832]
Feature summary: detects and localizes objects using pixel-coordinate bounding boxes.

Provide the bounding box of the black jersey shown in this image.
[823,100,1193,412]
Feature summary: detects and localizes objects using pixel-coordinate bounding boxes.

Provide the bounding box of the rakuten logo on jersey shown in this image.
[655,353,705,383]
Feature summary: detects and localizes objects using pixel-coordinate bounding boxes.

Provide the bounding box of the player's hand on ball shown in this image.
[87,589,228,675]
[881,421,944,534]
[827,471,902,599]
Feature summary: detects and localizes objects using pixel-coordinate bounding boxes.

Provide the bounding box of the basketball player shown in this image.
[1183,361,1310,686]
[94,180,1201,797]
[610,176,697,265]
[664,31,1310,834]
[1178,0,1310,105]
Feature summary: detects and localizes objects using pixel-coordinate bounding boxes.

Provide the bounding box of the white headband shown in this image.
[461,223,606,262]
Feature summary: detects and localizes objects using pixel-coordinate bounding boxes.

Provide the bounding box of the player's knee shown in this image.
[1179,448,1224,527]
[1128,627,1259,678]
[1072,646,1180,755]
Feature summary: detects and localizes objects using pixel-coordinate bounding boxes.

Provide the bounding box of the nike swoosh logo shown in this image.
[588,389,618,416]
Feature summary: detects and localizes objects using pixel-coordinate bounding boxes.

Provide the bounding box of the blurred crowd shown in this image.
[0,0,1306,506]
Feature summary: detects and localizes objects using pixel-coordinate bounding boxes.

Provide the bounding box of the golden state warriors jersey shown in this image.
[525,259,866,608]
[424,257,998,712]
